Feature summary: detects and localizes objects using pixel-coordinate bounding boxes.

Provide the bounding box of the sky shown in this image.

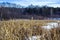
[0,0,60,7]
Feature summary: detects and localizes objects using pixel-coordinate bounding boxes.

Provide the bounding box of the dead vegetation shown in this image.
[0,20,60,40]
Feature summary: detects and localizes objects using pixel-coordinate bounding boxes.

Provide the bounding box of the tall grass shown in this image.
[0,20,60,40]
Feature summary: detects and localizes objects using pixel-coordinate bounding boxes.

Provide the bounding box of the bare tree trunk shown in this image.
[1,12,2,21]
[51,8,53,18]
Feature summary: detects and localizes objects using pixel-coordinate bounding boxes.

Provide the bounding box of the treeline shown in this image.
[0,6,60,20]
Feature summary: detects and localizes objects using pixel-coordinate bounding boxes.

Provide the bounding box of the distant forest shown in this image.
[0,6,60,20]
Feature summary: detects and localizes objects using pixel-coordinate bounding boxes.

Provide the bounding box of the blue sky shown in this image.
[0,0,60,7]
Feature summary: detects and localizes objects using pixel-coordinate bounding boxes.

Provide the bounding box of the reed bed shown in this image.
[0,20,60,40]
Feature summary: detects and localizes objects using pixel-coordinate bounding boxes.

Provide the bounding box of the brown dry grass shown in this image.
[0,19,60,40]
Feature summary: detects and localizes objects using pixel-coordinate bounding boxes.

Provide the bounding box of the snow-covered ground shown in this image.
[27,36,41,40]
[26,22,59,40]
[42,22,59,30]
[27,22,59,40]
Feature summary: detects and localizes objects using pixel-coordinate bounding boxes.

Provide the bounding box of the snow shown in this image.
[28,36,41,40]
[42,22,58,30]
[26,22,59,40]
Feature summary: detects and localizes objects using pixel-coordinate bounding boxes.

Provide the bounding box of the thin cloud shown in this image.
[0,0,60,7]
